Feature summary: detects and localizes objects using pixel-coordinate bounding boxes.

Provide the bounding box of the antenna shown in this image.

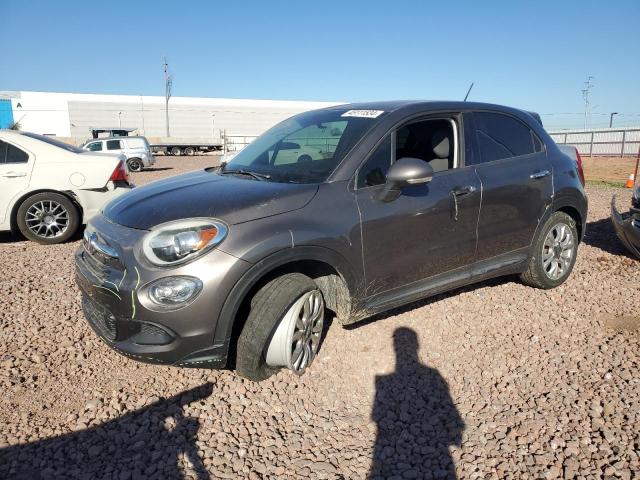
[581,76,594,130]
[464,82,474,102]
[163,57,173,137]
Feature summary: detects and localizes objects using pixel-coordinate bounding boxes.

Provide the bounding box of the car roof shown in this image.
[321,100,539,119]
[88,136,147,142]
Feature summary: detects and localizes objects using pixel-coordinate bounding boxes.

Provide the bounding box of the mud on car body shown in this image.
[76,101,588,381]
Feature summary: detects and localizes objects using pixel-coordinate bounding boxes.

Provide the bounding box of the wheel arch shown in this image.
[555,204,584,241]
[10,189,83,234]
[215,246,358,367]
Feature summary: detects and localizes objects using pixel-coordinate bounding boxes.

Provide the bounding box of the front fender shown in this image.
[212,245,360,353]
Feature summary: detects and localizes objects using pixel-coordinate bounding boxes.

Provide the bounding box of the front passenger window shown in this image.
[87,142,103,152]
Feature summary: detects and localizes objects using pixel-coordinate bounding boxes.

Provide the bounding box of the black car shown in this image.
[76,101,588,381]
[612,181,640,258]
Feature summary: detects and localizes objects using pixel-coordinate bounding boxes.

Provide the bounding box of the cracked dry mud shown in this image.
[1,156,638,479]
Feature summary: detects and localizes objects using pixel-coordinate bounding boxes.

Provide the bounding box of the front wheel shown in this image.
[520,211,579,289]
[236,273,325,381]
[16,192,81,244]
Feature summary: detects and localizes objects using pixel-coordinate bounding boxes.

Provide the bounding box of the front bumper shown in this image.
[611,196,640,259]
[75,214,252,367]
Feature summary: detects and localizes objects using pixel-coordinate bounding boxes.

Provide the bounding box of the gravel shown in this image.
[1,155,638,479]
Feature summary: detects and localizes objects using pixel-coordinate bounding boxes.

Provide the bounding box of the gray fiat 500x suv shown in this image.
[76,101,588,381]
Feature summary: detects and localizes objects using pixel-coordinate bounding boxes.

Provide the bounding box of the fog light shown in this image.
[148,276,202,306]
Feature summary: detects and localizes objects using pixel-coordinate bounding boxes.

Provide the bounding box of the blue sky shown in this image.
[1,0,639,129]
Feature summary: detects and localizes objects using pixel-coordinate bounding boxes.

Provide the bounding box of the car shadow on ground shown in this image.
[583,217,632,257]
[0,383,213,480]
[369,327,464,479]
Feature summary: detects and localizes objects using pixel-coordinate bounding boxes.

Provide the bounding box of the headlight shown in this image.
[142,218,228,266]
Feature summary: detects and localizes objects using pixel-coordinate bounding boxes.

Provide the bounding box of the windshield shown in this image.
[20,132,84,153]
[222,108,385,183]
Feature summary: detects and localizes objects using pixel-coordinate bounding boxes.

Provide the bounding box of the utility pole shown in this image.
[163,57,172,137]
[581,76,594,130]
[609,112,618,128]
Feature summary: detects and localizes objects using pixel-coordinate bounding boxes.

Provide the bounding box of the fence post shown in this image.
[621,130,626,157]
[564,133,568,144]
[589,131,594,157]
[222,129,227,154]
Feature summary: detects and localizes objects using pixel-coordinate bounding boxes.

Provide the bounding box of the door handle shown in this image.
[0,172,27,178]
[530,170,550,179]
[451,185,477,196]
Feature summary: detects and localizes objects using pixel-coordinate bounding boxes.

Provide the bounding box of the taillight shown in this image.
[109,160,129,183]
[574,148,585,187]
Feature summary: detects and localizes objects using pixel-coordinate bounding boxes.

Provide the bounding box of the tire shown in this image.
[16,192,81,244]
[170,146,182,156]
[297,154,312,163]
[236,273,325,382]
[184,146,196,156]
[127,158,143,172]
[520,211,579,289]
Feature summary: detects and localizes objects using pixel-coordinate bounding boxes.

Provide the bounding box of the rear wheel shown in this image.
[16,192,80,244]
[184,146,196,156]
[127,158,143,172]
[170,146,182,156]
[520,211,578,289]
[236,273,325,381]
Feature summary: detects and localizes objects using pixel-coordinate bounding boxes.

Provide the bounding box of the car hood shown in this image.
[103,170,319,229]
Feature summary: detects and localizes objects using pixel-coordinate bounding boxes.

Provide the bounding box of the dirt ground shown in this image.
[582,156,639,184]
[0,155,639,479]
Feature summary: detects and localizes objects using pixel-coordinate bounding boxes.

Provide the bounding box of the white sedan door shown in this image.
[0,139,34,225]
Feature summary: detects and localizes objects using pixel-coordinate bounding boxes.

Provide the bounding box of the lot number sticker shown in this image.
[341,110,385,119]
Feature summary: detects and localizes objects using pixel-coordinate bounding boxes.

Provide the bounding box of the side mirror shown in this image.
[378,157,434,202]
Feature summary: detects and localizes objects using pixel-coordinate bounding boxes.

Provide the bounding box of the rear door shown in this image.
[355,115,481,297]
[467,111,552,263]
[0,139,34,224]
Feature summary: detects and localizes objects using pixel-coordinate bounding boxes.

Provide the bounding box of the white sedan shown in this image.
[0,130,132,244]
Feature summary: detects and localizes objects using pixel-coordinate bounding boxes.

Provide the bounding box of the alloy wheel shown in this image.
[541,222,575,280]
[266,290,324,374]
[25,200,69,239]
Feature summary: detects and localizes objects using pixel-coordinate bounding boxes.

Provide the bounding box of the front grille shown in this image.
[82,295,117,342]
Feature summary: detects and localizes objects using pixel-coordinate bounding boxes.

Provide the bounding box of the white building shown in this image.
[0,91,341,143]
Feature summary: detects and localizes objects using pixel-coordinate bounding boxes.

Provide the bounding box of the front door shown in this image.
[0,139,34,224]
[355,116,481,297]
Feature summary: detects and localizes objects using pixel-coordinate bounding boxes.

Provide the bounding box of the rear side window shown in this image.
[0,140,29,164]
[106,140,123,150]
[473,112,541,164]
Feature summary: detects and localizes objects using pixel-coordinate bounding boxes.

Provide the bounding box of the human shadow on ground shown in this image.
[369,328,464,480]
[0,383,213,480]
[583,217,635,258]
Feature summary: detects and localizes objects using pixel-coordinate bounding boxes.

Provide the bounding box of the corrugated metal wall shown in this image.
[67,100,330,139]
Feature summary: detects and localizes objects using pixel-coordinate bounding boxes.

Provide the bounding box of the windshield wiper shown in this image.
[219,169,271,181]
